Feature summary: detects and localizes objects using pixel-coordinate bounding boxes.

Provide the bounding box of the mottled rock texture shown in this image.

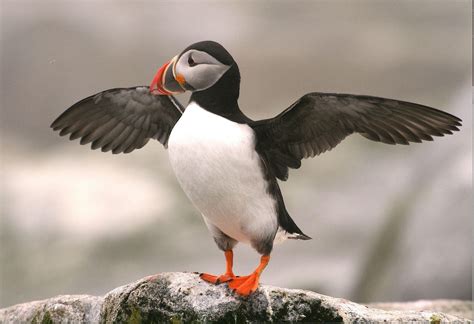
[1,272,471,323]
[0,295,102,323]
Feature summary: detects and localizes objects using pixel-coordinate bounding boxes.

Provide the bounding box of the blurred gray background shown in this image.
[0,0,471,308]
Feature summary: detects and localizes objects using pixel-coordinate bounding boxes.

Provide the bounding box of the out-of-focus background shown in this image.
[0,1,471,308]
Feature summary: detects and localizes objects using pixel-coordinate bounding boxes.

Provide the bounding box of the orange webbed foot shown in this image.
[199,272,235,284]
[227,255,270,296]
[227,273,260,296]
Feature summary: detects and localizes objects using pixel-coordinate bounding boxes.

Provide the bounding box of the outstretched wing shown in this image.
[51,86,184,154]
[252,92,462,181]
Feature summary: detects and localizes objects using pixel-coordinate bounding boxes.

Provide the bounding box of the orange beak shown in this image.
[149,56,186,95]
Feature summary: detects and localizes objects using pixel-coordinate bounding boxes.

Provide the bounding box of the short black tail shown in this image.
[280,210,311,240]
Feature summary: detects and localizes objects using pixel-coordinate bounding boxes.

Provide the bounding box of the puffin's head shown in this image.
[150,41,237,95]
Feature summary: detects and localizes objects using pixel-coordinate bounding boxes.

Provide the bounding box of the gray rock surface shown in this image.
[368,300,473,322]
[1,272,471,323]
[0,295,102,323]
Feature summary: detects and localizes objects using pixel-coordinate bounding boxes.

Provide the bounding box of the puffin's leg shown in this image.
[200,249,236,284]
[227,234,274,296]
[199,221,238,284]
[228,254,270,296]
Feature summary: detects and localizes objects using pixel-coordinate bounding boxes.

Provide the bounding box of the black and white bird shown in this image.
[51,41,462,296]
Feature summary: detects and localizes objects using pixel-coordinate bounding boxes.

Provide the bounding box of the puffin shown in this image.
[51,40,462,296]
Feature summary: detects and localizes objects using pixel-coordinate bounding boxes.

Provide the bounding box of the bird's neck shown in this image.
[190,65,248,123]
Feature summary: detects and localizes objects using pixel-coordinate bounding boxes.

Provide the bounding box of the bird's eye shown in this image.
[188,55,197,67]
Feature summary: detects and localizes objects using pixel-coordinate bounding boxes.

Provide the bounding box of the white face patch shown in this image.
[175,50,231,91]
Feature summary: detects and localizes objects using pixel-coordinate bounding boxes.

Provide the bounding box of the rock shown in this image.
[1,272,471,323]
[368,300,473,322]
[0,295,102,323]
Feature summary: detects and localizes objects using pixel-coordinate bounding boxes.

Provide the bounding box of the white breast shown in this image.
[167,102,278,244]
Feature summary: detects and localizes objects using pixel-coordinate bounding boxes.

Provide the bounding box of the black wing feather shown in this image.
[252,92,462,181]
[51,86,184,153]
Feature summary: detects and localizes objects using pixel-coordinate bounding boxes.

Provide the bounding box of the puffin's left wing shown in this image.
[252,92,462,181]
[51,86,183,153]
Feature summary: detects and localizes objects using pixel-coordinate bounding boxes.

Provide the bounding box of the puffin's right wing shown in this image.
[51,86,183,153]
[252,92,462,181]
